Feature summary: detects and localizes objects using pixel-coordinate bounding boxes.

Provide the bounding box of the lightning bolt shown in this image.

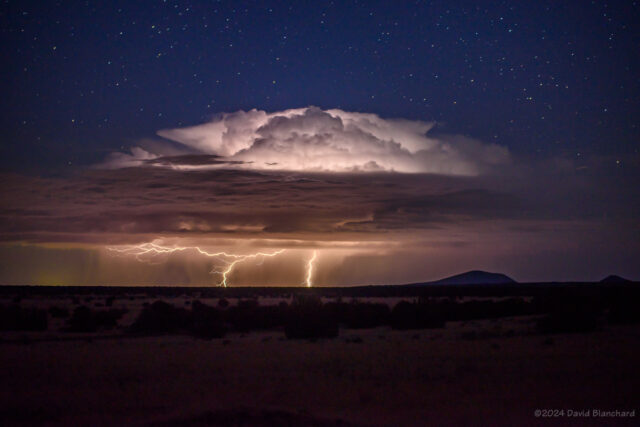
[107,241,285,287]
[209,249,285,287]
[305,250,317,288]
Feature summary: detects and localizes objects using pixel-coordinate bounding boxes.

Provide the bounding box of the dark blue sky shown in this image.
[1,0,638,171]
[1,1,640,284]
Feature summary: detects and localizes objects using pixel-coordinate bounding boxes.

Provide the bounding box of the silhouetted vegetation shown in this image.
[536,310,598,334]
[0,305,48,331]
[129,300,226,338]
[190,300,226,339]
[324,301,390,328]
[122,292,619,338]
[130,301,192,335]
[1,280,637,300]
[608,296,640,324]
[66,306,127,332]
[445,297,535,321]
[284,295,338,339]
[48,306,70,318]
[390,300,446,330]
[4,282,637,338]
[535,296,601,334]
[226,299,287,332]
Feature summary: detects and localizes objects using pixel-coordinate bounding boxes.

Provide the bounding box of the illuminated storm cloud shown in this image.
[106,106,510,175]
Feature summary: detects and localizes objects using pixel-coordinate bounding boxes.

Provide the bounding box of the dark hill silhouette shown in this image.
[411,270,517,286]
[600,274,632,284]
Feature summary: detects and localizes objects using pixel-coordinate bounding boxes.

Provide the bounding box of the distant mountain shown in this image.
[600,275,632,284]
[415,270,517,286]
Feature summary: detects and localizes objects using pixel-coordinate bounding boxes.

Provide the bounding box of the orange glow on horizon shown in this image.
[107,242,306,287]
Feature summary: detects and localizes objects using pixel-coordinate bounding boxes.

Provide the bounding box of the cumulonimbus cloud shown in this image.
[104,106,509,175]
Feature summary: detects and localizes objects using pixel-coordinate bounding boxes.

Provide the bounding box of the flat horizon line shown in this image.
[0,281,637,289]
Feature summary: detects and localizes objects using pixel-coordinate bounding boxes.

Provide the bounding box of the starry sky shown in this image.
[0,1,639,285]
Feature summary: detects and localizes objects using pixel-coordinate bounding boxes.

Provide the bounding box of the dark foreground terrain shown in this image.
[0,283,639,426]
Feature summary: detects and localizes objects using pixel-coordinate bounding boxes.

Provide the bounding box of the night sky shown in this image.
[0,1,639,285]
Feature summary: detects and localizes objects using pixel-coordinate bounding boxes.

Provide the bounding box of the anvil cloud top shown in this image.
[0,1,638,285]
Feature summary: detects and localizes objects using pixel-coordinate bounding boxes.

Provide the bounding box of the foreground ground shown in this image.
[1,318,639,426]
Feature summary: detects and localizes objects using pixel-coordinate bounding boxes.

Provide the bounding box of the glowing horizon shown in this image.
[108,242,291,287]
[0,105,638,285]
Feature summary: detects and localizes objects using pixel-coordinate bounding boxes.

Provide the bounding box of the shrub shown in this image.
[533,294,602,334]
[66,306,127,332]
[324,301,390,329]
[48,306,70,319]
[129,300,226,338]
[0,305,48,331]
[450,298,533,321]
[390,300,446,330]
[284,295,338,339]
[237,299,259,309]
[608,297,640,324]
[190,300,226,339]
[130,301,191,334]
[226,301,287,332]
[536,304,598,334]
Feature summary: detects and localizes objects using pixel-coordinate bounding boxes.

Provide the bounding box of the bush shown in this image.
[324,301,390,329]
[284,295,338,339]
[608,297,640,324]
[390,300,446,330]
[536,306,598,334]
[48,306,70,319]
[449,298,533,321]
[130,301,191,334]
[130,300,226,338]
[226,301,287,332]
[191,300,226,339]
[66,306,127,332]
[534,294,601,334]
[0,305,48,331]
[536,312,597,334]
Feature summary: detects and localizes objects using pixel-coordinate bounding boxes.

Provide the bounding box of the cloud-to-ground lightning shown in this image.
[107,242,285,287]
[209,249,285,287]
[305,250,317,288]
